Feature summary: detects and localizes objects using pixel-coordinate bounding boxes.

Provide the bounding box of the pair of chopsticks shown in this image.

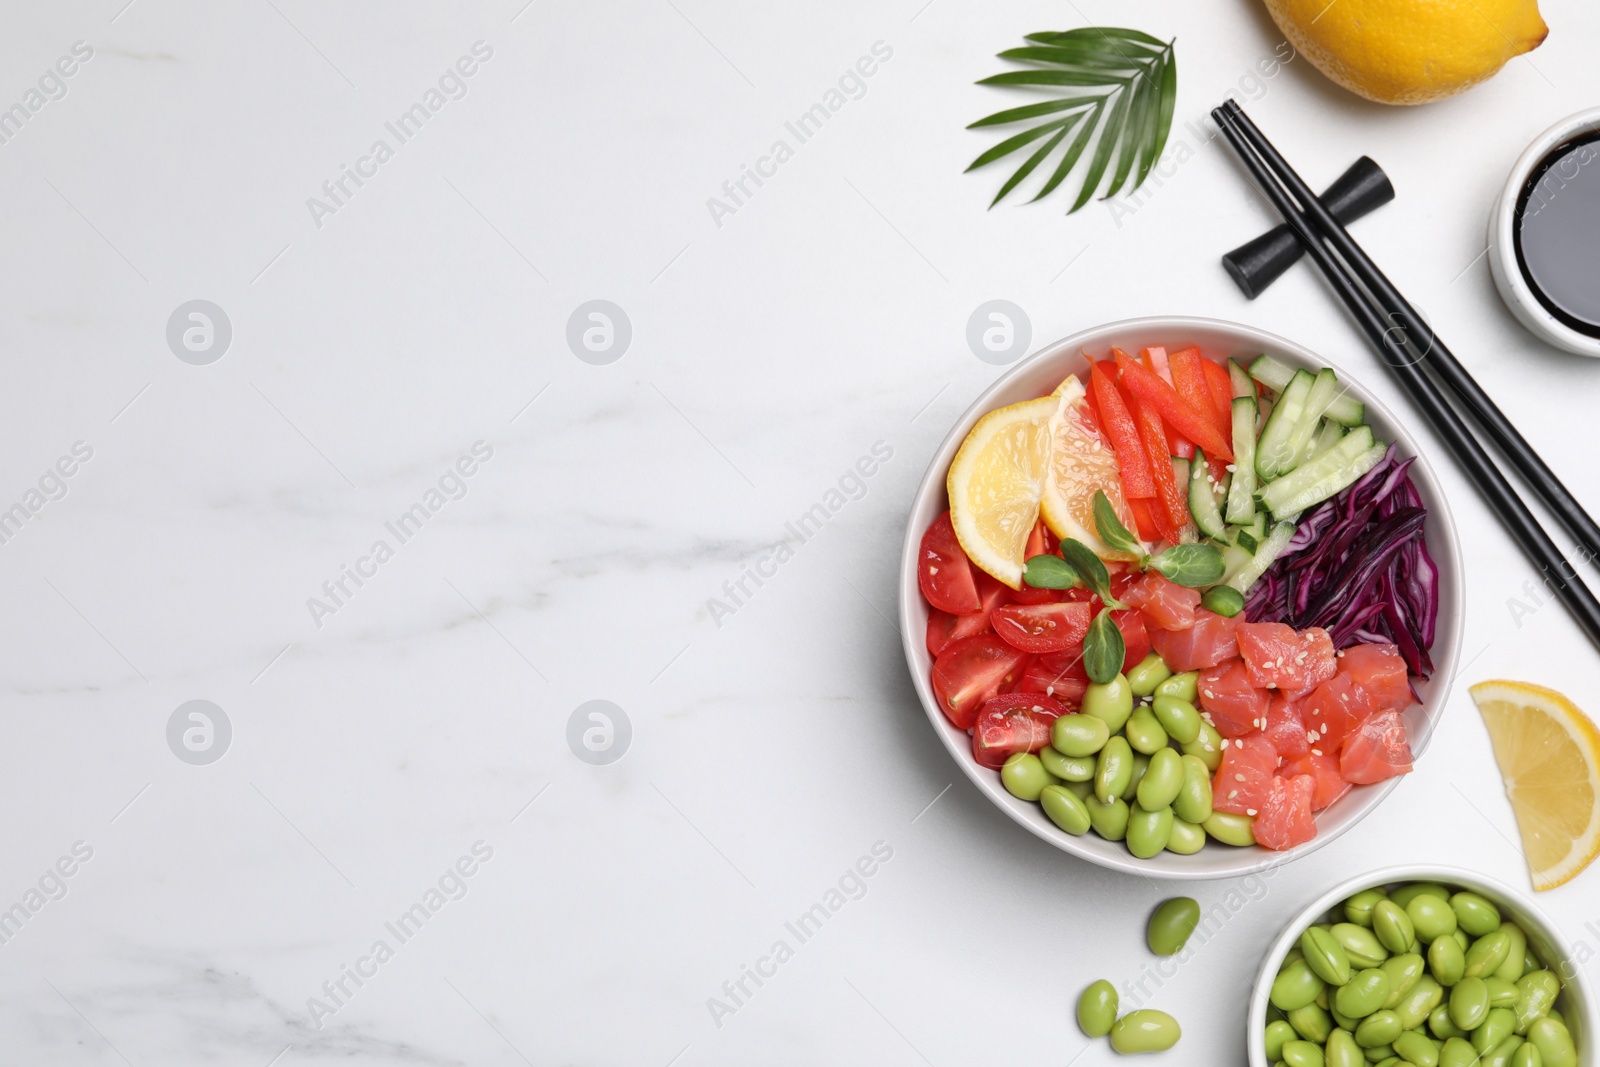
[1212,100,1600,651]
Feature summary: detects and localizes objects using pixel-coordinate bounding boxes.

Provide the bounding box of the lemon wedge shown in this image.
[947,393,1059,589]
[1469,679,1600,891]
[1040,375,1141,562]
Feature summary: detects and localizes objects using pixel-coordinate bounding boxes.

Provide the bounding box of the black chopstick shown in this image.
[1219,101,1600,567]
[1211,102,1600,651]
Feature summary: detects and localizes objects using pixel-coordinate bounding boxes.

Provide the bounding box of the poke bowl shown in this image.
[897,316,1463,879]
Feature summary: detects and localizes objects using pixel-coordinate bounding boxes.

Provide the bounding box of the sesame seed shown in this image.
[1246,808,1258,817]
[1234,773,1246,782]
[1311,748,1323,756]
[1228,790,1239,799]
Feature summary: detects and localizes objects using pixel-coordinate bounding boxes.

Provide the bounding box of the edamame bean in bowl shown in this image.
[1251,866,1595,1067]
[898,317,1463,879]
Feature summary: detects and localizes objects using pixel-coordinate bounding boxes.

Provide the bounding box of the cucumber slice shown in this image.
[1224,397,1258,525]
[1283,368,1340,464]
[1224,520,1297,593]
[1250,354,1365,426]
[1188,449,1228,540]
[1255,369,1314,480]
[1306,419,1345,463]
[1258,427,1384,517]
[1230,513,1266,551]
[1220,542,1254,581]
[1228,358,1257,400]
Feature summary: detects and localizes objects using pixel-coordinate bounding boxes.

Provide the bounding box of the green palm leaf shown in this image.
[967,27,1177,213]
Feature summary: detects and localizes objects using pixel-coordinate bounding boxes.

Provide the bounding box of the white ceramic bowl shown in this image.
[897,316,1464,880]
[1489,106,1600,357]
[1248,865,1596,1067]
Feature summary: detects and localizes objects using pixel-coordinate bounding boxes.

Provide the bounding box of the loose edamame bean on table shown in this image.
[1077,979,1118,1038]
[1110,1009,1181,1054]
[1147,897,1200,956]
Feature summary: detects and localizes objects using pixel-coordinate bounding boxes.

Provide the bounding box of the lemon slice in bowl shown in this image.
[1469,679,1600,891]
[1040,375,1141,562]
[947,393,1059,589]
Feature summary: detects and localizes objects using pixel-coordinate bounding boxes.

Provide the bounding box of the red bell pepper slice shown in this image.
[1197,354,1235,433]
[1129,391,1189,544]
[1128,498,1162,543]
[1090,362,1155,500]
[1141,347,1193,459]
[1115,350,1235,462]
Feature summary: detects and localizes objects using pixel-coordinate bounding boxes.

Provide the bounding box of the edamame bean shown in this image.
[1331,1005,1359,1031]
[1121,753,1148,802]
[1511,1042,1543,1067]
[1001,752,1055,801]
[1126,654,1172,697]
[1326,1028,1364,1067]
[1395,975,1444,1030]
[1380,954,1424,1008]
[1095,736,1135,802]
[1408,895,1459,944]
[1369,1057,1399,1067]
[1372,901,1415,955]
[1084,794,1130,841]
[1302,926,1354,986]
[1203,810,1256,846]
[1547,1008,1566,1029]
[1391,884,1451,909]
[1513,971,1559,1035]
[1466,929,1514,979]
[1137,748,1184,811]
[1173,754,1213,823]
[1429,932,1466,986]
[1345,889,1387,928]
[1484,1036,1527,1067]
[1431,1004,1468,1040]
[1126,704,1169,755]
[1077,979,1118,1038]
[1523,1023,1574,1067]
[1039,746,1096,782]
[1334,968,1391,1019]
[1266,1019,1298,1061]
[1274,957,1328,1012]
[1485,977,1520,1009]
[1393,1030,1440,1067]
[1110,1009,1181,1053]
[1127,805,1174,859]
[1165,816,1205,854]
[1040,784,1092,835]
[1333,924,1390,969]
[1065,779,1094,799]
[1283,1039,1327,1067]
[1155,670,1199,703]
[1083,674,1134,733]
[1151,693,1202,744]
[1052,713,1110,757]
[1181,717,1225,771]
[1354,1010,1403,1048]
[1439,1037,1478,1067]
[1147,897,1200,956]
[1289,1004,1334,1043]
[1494,924,1528,983]
[1450,977,1490,1030]
[1450,892,1502,938]
[1363,1043,1395,1062]
[1474,1007,1516,1056]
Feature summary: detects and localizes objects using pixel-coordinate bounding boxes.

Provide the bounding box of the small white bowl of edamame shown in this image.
[1249,865,1594,1067]
[898,315,1464,880]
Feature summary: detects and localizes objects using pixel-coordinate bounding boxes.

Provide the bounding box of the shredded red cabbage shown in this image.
[1244,444,1439,678]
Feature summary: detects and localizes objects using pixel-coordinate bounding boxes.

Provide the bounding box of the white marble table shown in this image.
[2,1,1599,1063]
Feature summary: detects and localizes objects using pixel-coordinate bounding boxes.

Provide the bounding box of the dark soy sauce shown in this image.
[1515,131,1600,337]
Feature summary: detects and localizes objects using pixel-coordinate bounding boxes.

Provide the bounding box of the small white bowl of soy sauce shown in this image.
[1490,107,1600,357]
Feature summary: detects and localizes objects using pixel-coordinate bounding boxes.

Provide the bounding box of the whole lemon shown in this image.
[1262,0,1548,105]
